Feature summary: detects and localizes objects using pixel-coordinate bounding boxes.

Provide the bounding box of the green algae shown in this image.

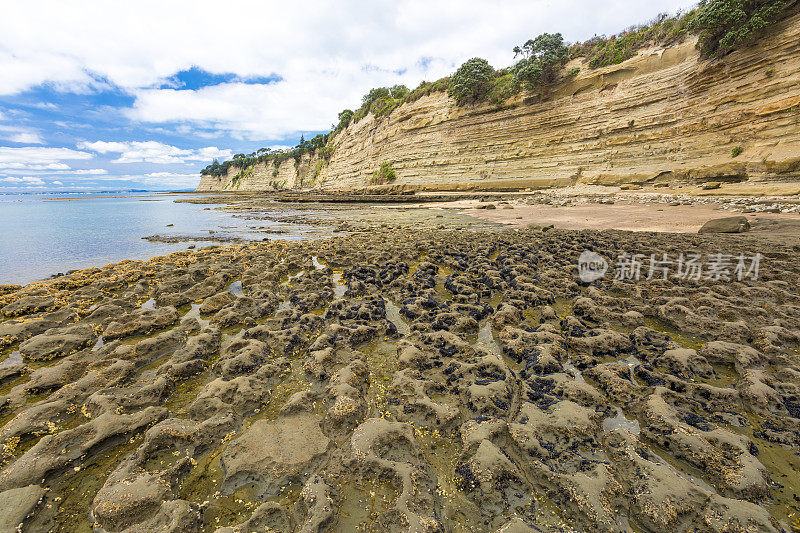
[244,357,314,425]
[433,264,456,301]
[695,363,739,388]
[643,439,720,494]
[522,307,541,323]
[359,339,399,420]
[178,442,251,532]
[0,407,17,430]
[164,371,215,415]
[552,298,574,319]
[203,482,262,531]
[413,426,483,531]
[486,290,504,310]
[24,389,52,404]
[722,416,800,528]
[643,317,704,350]
[49,432,145,533]
[336,476,400,532]
[0,343,19,364]
[434,279,455,302]
[0,372,29,396]
[143,447,190,473]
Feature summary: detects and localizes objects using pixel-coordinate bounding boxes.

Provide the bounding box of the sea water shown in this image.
[0,192,313,285]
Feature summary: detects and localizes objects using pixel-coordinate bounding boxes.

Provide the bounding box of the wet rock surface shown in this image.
[0,227,799,532]
[698,216,752,234]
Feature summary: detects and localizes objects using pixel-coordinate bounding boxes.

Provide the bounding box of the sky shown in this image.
[0,0,697,192]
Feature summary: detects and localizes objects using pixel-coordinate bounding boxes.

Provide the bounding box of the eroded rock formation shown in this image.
[198,13,800,193]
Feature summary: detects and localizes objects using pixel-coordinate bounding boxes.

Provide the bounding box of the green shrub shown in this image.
[511,59,544,89]
[572,11,697,69]
[370,96,401,117]
[349,86,412,122]
[732,146,744,157]
[693,0,790,57]
[449,58,495,105]
[487,73,521,106]
[565,67,580,80]
[371,162,396,185]
[319,144,335,161]
[390,84,409,99]
[511,33,570,88]
[361,87,391,108]
[336,109,354,131]
[403,77,451,105]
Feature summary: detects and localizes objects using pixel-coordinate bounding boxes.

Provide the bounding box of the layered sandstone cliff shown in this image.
[197,13,800,192]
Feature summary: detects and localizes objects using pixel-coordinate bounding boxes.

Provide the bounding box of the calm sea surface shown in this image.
[0,192,313,285]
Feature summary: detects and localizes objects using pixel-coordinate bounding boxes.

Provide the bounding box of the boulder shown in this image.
[698,216,750,234]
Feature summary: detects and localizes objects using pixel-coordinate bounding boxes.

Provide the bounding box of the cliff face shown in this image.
[196,152,324,191]
[198,13,800,192]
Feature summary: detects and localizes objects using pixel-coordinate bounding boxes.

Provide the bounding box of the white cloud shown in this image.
[141,171,200,188]
[0,123,44,145]
[8,132,44,144]
[0,147,92,170]
[77,140,231,164]
[63,168,107,175]
[0,0,697,139]
[1,163,71,170]
[52,180,63,185]
[146,172,198,178]
[1,176,46,185]
[0,166,109,175]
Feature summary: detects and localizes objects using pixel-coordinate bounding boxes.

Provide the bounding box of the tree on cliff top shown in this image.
[693,0,791,57]
[449,58,495,105]
[336,109,354,131]
[511,33,570,89]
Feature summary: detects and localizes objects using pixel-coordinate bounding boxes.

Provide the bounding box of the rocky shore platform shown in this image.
[1,225,799,532]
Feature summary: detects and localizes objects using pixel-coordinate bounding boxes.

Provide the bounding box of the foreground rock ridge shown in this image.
[0,227,799,531]
[197,13,800,193]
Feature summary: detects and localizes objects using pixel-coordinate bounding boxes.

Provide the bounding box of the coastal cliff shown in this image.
[197,12,800,192]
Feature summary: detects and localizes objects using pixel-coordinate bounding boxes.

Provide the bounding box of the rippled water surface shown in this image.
[0,192,311,285]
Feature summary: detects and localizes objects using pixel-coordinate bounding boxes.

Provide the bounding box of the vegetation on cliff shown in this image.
[570,11,699,68]
[201,133,332,179]
[201,0,796,181]
[370,162,397,185]
[512,33,571,87]
[694,0,795,57]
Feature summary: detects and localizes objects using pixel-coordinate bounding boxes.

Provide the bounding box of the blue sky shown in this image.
[0,0,696,192]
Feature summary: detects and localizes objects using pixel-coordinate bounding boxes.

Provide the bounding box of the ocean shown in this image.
[0,192,313,285]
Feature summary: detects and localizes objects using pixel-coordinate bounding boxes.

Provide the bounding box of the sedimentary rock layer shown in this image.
[198,13,800,193]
